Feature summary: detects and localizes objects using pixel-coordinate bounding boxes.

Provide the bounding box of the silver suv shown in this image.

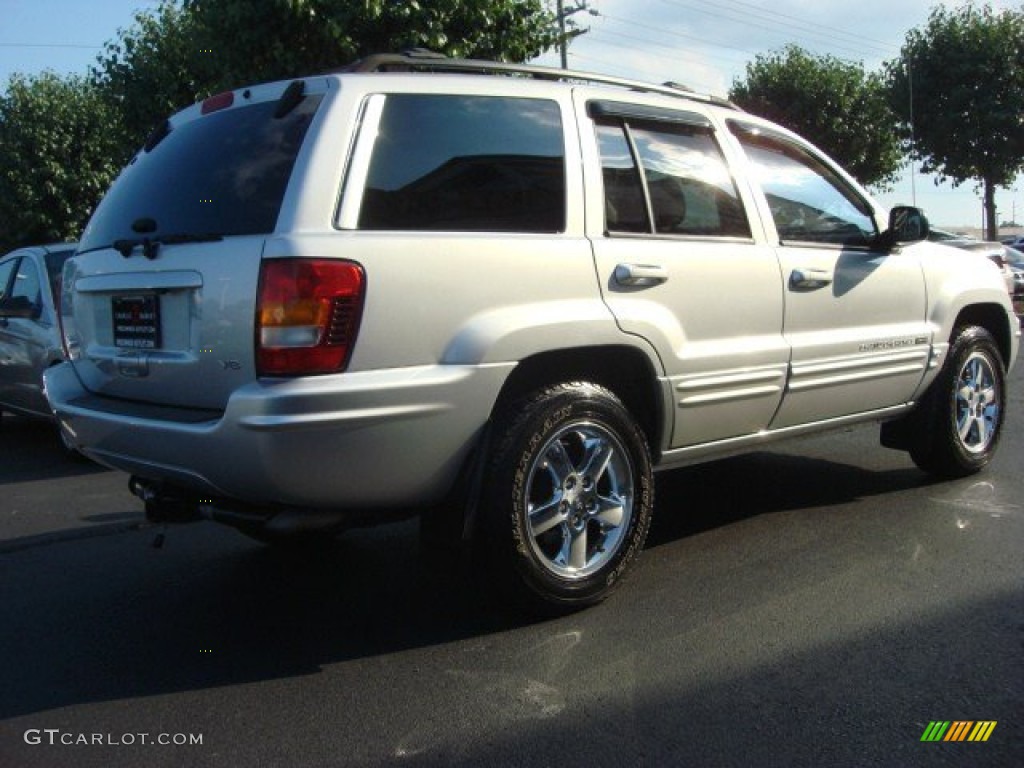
[45,53,1018,609]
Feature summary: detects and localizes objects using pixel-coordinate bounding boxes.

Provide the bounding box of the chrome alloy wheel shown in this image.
[954,351,1001,454]
[524,421,634,580]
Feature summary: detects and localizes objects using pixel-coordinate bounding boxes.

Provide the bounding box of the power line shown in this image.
[653,0,896,60]
[689,0,897,54]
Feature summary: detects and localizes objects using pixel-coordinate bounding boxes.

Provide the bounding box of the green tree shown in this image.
[0,73,122,251]
[730,44,904,190]
[91,0,210,158]
[887,4,1024,240]
[91,0,575,157]
[184,0,570,91]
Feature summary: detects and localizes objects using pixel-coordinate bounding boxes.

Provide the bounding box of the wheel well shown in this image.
[953,303,1014,366]
[492,346,664,451]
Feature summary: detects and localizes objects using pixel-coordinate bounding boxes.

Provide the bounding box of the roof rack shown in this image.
[333,49,740,111]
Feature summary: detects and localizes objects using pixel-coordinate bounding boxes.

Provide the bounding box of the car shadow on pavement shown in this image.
[0,437,949,724]
[0,414,110,484]
[648,447,931,547]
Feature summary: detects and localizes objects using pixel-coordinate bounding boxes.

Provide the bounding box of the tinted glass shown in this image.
[0,259,15,300]
[596,119,749,238]
[80,95,323,252]
[731,124,876,246]
[596,124,647,233]
[631,123,750,237]
[11,258,41,305]
[358,95,565,232]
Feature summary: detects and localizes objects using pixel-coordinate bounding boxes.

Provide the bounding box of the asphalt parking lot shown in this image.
[0,364,1022,767]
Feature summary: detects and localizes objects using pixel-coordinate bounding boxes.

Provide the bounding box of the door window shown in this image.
[730,123,876,247]
[0,259,16,300]
[594,116,750,239]
[11,258,42,307]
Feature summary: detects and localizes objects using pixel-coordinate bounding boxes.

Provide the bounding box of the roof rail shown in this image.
[332,49,740,111]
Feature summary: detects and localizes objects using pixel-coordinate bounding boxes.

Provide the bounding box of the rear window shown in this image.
[357,95,565,233]
[80,95,323,252]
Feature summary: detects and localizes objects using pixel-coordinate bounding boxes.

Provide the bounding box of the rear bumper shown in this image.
[44,361,512,510]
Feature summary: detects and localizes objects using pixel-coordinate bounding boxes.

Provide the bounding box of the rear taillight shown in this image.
[256,259,365,376]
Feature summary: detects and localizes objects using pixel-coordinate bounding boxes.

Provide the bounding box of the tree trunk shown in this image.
[984,179,998,241]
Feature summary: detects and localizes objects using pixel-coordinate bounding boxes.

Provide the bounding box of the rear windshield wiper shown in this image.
[113,233,224,260]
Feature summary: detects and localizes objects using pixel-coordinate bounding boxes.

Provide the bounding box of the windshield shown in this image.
[80,95,323,253]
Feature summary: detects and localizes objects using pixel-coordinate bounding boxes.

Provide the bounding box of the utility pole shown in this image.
[558,0,568,69]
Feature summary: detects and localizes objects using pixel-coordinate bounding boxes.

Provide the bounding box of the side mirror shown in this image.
[877,205,930,251]
[0,295,41,320]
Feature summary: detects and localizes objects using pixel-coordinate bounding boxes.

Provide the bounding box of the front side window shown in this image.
[595,116,750,239]
[357,95,565,233]
[730,123,876,247]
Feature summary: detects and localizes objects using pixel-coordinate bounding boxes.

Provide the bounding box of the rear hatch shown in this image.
[64,80,328,411]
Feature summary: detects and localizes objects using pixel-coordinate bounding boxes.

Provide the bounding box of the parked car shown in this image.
[928,231,1016,297]
[45,52,1018,610]
[1004,246,1024,312]
[0,243,78,447]
[998,234,1024,249]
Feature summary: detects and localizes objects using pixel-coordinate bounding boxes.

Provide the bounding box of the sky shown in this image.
[1,0,1021,230]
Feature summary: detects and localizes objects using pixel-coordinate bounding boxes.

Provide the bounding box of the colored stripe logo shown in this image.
[920,721,997,742]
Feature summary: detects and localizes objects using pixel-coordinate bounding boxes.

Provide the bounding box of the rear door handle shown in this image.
[790,268,833,291]
[614,263,669,287]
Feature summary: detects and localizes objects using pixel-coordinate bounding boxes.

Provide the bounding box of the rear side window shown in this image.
[0,259,15,300]
[11,258,42,306]
[357,95,565,233]
[595,115,750,239]
[80,95,323,252]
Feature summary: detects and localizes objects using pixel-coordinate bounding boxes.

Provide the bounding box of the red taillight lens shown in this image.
[256,259,365,376]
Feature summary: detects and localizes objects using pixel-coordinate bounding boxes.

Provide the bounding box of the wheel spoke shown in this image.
[975,416,990,446]
[544,438,576,483]
[568,526,588,570]
[979,385,997,406]
[580,437,613,483]
[958,412,976,443]
[594,494,626,529]
[530,496,566,536]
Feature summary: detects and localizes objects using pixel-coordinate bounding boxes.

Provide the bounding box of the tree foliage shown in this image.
[729,44,904,190]
[887,3,1024,240]
[0,0,572,251]
[90,0,573,155]
[91,1,211,157]
[0,73,122,251]
[184,0,568,92]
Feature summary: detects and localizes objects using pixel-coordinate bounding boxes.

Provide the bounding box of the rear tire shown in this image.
[476,382,653,611]
[909,325,1005,478]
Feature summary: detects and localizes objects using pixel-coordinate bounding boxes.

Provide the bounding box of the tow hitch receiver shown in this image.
[129,476,202,524]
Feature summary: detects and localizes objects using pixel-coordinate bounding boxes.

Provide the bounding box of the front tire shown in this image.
[477,382,653,611]
[909,325,1006,478]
